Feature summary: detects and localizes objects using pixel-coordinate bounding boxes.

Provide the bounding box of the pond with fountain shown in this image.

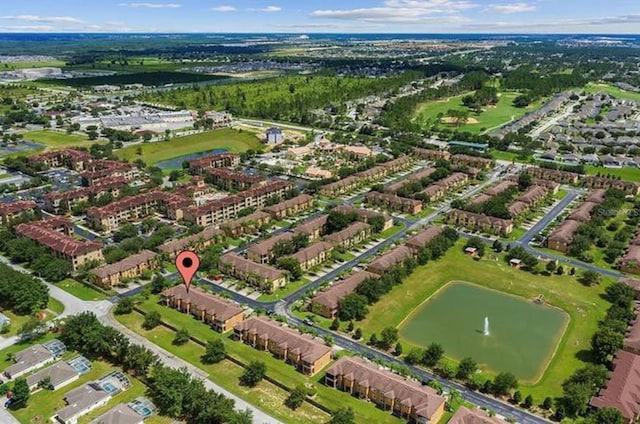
[398,280,568,382]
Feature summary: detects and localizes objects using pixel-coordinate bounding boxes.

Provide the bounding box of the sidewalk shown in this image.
[100,312,282,424]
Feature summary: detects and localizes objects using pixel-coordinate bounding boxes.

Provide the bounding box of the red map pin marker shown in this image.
[176,251,199,293]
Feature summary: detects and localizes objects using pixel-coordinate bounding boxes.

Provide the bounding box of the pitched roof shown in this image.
[57,384,111,422]
[91,250,156,279]
[89,404,142,424]
[447,406,504,424]
[405,226,444,251]
[288,242,334,264]
[326,357,445,420]
[0,200,37,216]
[247,232,293,257]
[548,219,581,244]
[4,344,53,377]
[568,201,598,222]
[264,194,314,214]
[324,222,370,245]
[16,219,103,257]
[26,361,78,389]
[294,214,328,236]
[367,245,412,274]
[311,271,379,311]
[162,285,243,322]
[234,316,331,364]
[590,350,640,420]
[219,252,285,281]
[158,227,224,255]
[586,189,607,204]
[485,181,517,196]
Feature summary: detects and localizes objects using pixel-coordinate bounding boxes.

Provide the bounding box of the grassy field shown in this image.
[115,128,261,165]
[490,150,530,163]
[1,296,64,337]
[414,92,546,134]
[22,130,95,149]
[358,240,613,399]
[258,278,312,302]
[1,60,66,70]
[57,279,106,301]
[585,165,640,183]
[124,295,403,424]
[41,71,230,88]
[583,83,640,102]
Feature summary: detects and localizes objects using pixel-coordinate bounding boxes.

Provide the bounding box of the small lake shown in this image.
[155,148,229,170]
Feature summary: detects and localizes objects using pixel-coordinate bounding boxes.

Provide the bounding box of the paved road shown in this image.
[0,407,21,424]
[518,189,581,245]
[99,312,282,424]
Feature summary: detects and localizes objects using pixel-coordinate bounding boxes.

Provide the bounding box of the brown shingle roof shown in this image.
[162,285,243,322]
[326,357,445,420]
[311,271,379,312]
[586,189,607,204]
[91,250,156,279]
[367,245,412,274]
[324,222,370,245]
[158,227,224,255]
[0,200,37,215]
[485,181,517,196]
[294,214,328,236]
[548,219,581,244]
[247,232,293,257]
[447,406,504,424]
[590,350,640,420]
[235,316,331,364]
[288,242,334,264]
[405,226,444,252]
[264,194,313,215]
[568,201,598,222]
[16,219,103,257]
[219,252,284,281]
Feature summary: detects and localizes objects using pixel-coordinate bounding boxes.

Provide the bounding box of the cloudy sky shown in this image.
[0,0,639,33]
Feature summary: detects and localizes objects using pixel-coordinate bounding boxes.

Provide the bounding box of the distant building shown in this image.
[266,127,284,144]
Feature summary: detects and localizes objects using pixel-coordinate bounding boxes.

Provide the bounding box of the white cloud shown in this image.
[311,0,476,23]
[247,6,282,13]
[0,15,83,24]
[119,2,181,8]
[486,2,536,14]
[0,25,55,32]
[211,6,237,12]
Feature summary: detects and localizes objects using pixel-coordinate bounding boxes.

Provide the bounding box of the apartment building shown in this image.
[220,211,271,237]
[162,285,244,333]
[584,176,640,196]
[234,316,332,375]
[332,205,394,231]
[325,357,445,423]
[365,192,423,215]
[413,148,451,162]
[204,168,265,191]
[0,200,37,225]
[187,153,241,174]
[287,241,334,271]
[367,245,413,275]
[450,154,493,170]
[158,227,225,258]
[324,222,371,249]
[405,226,444,255]
[293,214,329,241]
[80,160,138,186]
[247,232,293,264]
[547,219,581,253]
[90,249,157,287]
[16,218,104,271]
[29,148,92,171]
[219,252,287,292]
[44,177,126,214]
[310,271,379,318]
[264,194,314,219]
[446,209,514,236]
[525,167,580,185]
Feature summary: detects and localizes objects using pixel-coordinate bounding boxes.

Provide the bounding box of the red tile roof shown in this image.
[16,219,103,257]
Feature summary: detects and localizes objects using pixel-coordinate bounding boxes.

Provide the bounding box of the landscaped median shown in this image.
[117,295,403,424]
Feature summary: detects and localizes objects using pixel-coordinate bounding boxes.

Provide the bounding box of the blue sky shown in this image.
[0,0,639,33]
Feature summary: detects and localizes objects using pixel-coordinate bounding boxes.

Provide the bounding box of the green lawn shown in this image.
[0,333,59,370]
[115,128,261,165]
[490,150,529,163]
[585,165,640,183]
[415,92,546,134]
[2,60,66,69]
[47,297,65,315]
[358,240,613,399]
[125,296,402,423]
[22,130,95,148]
[258,278,313,302]
[1,296,64,337]
[57,279,107,301]
[583,83,640,102]
[378,223,406,239]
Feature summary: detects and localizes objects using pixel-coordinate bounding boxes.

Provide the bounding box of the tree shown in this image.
[37,376,54,390]
[492,239,503,252]
[512,390,522,404]
[523,394,533,409]
[353,328,362,340]
[240,361,266,387]
[422,343,444,367]
[580,270,602,287]
[542,396,553,410]
[394,342,403,356]
[11,378,29,407]
[143,311,162,330]
[330,318,340,331]
[173,328,190,346]
[150,274,170,294]
[591,407,625,424]
[346,321,354,332]
[202,339,226,364]
[277,257,303,281]
[591,327,624,364]
[328,407,355,424]
[379,327,398,350]
[368,333,378,346]
[18,317,45,340]
[337,293,368,321]
[456,357,477,380]
[285,385,307,410]
[404,348,423,365]
[546,261,557,273]
[114,297,134,315]
[493,372,518,396]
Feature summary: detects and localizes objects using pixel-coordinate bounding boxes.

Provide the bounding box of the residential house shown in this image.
[266,127,284,144]
[590,350,640,422]
[0,200,37,225]
[451,154,493,169]
[435,172,469,191]
[310,271,379,318]
[324,222,371,249]
[54,384,111,424]
[247,232,294,264]
[319,176,360,197]
[219,252,287,292]
[448,406,504,424]
[264,194,314,219]
[288,242,334,271]
[418,184,446,202]
[161,285,244,332]
[365,192,423,215]
[158,227,225,258]
[620,245,640,274]
[234,316,332,375]
[90,250,157,288]
[293,214,328,241]
[367,245,413,275]
[485,181,517,196]
[584,176,640,196]
[325,356,446,424]
[405,226,444,255]
[526,168,580,185]
[517,186,548,207]
[16,218,104,271]
[26,361,80,391]
[89,403,144,424]
[547,220,581,253]
[29,149,92,171]
[446,209,513,236]
[4,339,65,380]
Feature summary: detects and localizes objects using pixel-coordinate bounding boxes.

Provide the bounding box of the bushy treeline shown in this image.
[0,262,49,315]
[60,312,253,424]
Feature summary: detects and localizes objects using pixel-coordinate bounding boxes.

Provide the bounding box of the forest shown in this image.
[139,71,423,124]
